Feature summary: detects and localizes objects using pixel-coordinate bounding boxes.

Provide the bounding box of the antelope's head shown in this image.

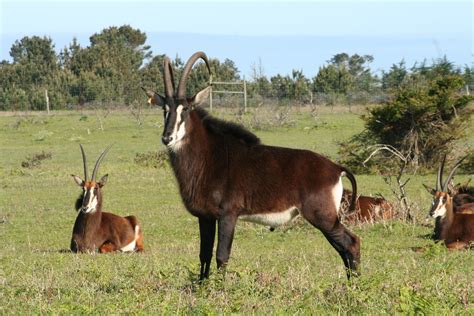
[428,155,466,218]
[143,52,212,150]
[71,145,111,214]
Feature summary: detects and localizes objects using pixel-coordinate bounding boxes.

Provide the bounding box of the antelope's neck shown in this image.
[74,208,102,236]
[439,198,454,240]
[168,113,212,208]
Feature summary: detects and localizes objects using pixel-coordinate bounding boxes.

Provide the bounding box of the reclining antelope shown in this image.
[341,190,395,224]
[428,156,474,250]
[70,145,144,253]
[144,51,360,279]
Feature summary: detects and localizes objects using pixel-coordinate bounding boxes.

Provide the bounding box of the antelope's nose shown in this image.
[162,135,173,145]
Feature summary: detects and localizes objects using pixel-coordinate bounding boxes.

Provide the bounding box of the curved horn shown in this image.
[436,154,446,191]
[163,56,175,98]
[91,144,113,181]
[442,156,467,192]
[177,51,211,99]
[79,144,88,181]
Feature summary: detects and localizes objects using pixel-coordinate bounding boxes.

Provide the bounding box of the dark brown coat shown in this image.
[146,51,361,280]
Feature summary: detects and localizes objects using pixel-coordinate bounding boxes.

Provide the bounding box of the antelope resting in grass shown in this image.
[70,145,144,253]
[341,190,395,224]
[428,156,474,250]
[143,51,360,279]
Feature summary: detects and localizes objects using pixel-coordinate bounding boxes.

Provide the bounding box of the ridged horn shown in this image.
[163,56,175,98]
[91,144,113,181]
[442,156,467,192]
[177,51,211,99]
[79,144,88,181]
[436,154,446,191]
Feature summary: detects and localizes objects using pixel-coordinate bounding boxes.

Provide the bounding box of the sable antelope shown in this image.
[341,190,395,224]
[70,145,144,253]
[143,51,360,279]
[424,170,474,214]
[428,156,474,249]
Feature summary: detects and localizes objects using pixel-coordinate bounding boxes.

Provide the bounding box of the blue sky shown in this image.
[1,0,472,77]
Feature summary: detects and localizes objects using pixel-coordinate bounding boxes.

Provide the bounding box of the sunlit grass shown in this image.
[0,107,473,314]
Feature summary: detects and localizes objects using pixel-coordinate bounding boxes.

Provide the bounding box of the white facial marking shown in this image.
[431,199,447,218]
[82,188,98,213]
[168,105,187,151]
[333,176,344,214]
[240,207,299,227]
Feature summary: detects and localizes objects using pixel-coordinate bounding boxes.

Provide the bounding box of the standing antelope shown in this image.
[341,190,395,224]
[428,156,474,249]
[70,145,144,253]
[144,51,360,279]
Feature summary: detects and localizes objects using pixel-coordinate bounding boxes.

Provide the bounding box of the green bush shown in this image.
[339,59,473,174]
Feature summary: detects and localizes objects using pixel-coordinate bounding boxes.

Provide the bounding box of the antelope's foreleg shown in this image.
[70,238,78,253]
[198,216,216,280]
[446,241,469,250]
[216,213,237,270]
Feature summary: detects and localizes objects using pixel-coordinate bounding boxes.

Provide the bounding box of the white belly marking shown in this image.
[239,207,299,227]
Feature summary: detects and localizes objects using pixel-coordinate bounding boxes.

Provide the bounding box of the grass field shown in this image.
[0,107,473,314]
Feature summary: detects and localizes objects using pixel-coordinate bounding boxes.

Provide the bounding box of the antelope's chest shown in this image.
[239,207,300,227]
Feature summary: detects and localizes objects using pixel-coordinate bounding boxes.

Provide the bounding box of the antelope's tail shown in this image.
[342,167,357,212]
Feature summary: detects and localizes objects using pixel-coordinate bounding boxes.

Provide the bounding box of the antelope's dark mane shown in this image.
[194,107,260,145]
[457,185,474,195]
[75,192,84,211]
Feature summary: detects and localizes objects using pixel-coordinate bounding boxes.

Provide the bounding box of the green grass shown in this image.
[0,108,473,314]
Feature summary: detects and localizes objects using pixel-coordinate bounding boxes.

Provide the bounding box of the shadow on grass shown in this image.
[31,248,72,254]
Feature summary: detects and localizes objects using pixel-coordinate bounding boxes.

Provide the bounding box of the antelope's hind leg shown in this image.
[99,242,118,253]
[125,216,144,252]
[321,222,361,278]
[302,204,361,279]
[135,228,145,252]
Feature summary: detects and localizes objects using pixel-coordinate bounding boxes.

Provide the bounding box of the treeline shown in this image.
[1,25,473,111]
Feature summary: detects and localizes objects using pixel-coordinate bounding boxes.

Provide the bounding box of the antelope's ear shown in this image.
[142,87,166,108]
[71,175,84,187]
[422,183,435,195]
[447,180,456,194]
[188,86,211,108]
[98,174,108,187]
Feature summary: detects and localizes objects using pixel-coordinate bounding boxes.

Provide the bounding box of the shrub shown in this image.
[134,151,168,169]
[21,151,52,168]
[339,59,473,174]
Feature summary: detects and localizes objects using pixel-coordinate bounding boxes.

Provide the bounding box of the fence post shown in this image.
[243,77,247,113]
[45,89,50,115]
[210,82,213,112]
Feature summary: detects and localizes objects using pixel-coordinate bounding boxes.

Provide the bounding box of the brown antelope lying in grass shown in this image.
[428,156,474,250]
[340,189,395,224]
[70,145,144,253]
